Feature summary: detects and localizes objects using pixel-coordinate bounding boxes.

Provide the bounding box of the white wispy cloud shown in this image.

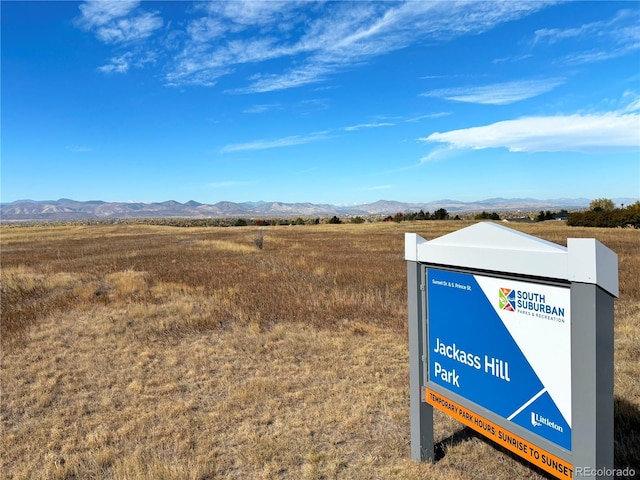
[77,0,139,28]
[492,54,533,64]
[186,17,227,43]
[98,52,132,74]
[534,9,640,65]
[622,92,640,113]
[94,11,163,44]
[385,144,459,173]
[344,122,394,131]
[563,42,640,65]
[229,1,556,93]
[421,78,566,105]
[422,111,640,154]
[78,1,557,90]
[201,0,306,27]
[221,116,400,153]
[220,131,329,153]
[81,0,638,96]
[534,9,636,44]
[243,104,283,114]
[404,112,451,122]
[77,1,162,45]
[362,184,394,191]
[419,146,456,164]
[420,74,480,80]
[234,64,332,94]
[97,50,156,74]
[221,110,443,154]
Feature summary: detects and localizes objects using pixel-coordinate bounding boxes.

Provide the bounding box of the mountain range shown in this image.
[3,197,634,221]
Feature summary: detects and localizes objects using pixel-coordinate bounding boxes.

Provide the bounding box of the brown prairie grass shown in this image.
[1,221,639,479]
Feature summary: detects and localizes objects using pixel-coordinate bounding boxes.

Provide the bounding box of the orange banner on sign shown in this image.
[424,388,573,479]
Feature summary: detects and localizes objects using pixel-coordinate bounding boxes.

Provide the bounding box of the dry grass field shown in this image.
[1,220,639,479]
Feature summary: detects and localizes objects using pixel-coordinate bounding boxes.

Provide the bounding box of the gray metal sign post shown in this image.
[406,223,618,480]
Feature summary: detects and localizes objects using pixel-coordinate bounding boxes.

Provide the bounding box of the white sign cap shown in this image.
[405,222,618,297]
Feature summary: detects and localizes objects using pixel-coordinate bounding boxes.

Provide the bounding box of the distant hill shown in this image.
[1,197,636,221]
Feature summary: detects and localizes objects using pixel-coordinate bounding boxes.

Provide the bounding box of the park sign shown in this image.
[429,269,572,450]
[405,222,618,480]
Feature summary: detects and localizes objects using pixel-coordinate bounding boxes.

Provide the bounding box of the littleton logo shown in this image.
[499,288,516,312]
[531,412,563,432]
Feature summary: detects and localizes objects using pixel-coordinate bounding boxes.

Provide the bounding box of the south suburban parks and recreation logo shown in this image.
[498,287,566,322]
[499,288,516,312]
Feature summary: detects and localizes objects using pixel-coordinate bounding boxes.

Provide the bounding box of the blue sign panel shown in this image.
[427,268,571,450]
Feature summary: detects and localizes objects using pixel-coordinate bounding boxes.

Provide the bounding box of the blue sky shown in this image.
[2,0,639,205]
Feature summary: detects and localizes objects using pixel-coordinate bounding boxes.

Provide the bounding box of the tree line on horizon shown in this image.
[566,198,640,228]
